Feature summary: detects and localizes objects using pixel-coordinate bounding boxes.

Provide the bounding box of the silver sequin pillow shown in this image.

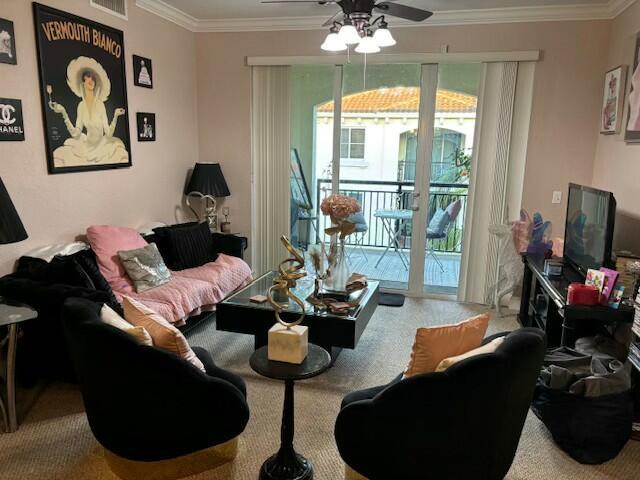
[118,243,171,293]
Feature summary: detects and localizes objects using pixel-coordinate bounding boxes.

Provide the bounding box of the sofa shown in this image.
[63,297,250,480]
[0,222,250,383]
[334,329,547,480]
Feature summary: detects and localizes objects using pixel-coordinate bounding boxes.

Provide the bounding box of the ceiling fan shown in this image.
[260,1,434,53]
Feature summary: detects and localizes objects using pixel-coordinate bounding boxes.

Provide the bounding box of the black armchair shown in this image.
[62,298,250,480]
[334,328,546,480]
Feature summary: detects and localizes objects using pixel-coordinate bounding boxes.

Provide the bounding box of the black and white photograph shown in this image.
[133,54,153,88]
[0,98,25,141]
[137,112,155,141]
[0,18,17,65]
[33,3,132,174]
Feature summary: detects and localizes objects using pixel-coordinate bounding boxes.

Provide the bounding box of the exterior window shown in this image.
[341,127,366,160]
[431,129,465,181]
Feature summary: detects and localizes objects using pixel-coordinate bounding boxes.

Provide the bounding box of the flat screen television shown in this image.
[563,183,616,276]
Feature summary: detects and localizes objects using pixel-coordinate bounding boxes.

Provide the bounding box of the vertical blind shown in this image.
[250,66,291,273]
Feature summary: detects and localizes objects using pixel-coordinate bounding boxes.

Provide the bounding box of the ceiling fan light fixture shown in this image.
[321,30,347,52]
[355,32,380,54]
[373,24,396,47]
[338,19,361,45]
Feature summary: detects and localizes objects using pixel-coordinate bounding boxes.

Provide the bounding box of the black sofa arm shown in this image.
[211,233,247,260]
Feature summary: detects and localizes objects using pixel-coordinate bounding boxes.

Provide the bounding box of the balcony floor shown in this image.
[345,246,461,294]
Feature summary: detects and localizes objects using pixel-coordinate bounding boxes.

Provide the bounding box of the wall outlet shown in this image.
[552,191,562,204]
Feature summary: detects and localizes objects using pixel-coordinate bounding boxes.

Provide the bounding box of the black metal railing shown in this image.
[315,179,469,253]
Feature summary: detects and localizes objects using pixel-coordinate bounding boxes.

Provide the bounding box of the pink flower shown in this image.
[321,194,361,221]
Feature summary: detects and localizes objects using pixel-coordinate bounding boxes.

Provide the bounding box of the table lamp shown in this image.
[0,177,27,245]
[184,163,230,232]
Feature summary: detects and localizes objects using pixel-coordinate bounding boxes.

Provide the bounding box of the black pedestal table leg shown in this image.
[259,379,313,480]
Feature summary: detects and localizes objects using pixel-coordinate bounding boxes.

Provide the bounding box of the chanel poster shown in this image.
[137,112,155,141]
[0,18,17,65]
[0,98,25,141]
[133,55,153,88]
[33,3,131,174]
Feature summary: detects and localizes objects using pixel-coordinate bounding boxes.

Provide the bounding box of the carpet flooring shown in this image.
[1,298,639,479]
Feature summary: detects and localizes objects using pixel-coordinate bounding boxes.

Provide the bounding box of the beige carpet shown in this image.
[1,298,639,479]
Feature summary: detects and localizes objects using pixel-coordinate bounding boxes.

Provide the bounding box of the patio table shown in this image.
[373,209,413,270]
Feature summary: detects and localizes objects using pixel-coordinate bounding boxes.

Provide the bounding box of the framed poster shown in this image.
[133,54,153,88]
[601,66,627,134]
[0,18,17,65]
[137,112,155,141]
[0,98,25,141]
[33,3,131,174]
[626,33,640,143]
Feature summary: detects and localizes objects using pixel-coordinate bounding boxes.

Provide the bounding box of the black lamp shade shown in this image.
[0,177,27,245]
[185,163,230,197]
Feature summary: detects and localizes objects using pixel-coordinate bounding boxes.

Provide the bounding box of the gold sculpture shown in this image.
[267,235,307,328]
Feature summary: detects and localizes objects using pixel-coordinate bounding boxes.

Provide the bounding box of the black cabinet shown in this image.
[519,255,634,348]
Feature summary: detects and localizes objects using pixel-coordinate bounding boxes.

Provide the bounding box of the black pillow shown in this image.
[152,222,198,268]
[68,249,123,316]
[159,222,217,271]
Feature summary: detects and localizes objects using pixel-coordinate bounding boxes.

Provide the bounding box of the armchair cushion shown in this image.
[122,296,205,372]
[435,336,504,372]
[403,313,489,377]
[100,304,153,346]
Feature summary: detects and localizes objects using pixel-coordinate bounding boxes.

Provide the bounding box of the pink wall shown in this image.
[0,0,199,274]
[195,21,611,248]
[0,2,620,275]
[593,1,640,222]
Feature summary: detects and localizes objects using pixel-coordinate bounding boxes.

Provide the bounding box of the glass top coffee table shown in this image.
[216,271,380,364]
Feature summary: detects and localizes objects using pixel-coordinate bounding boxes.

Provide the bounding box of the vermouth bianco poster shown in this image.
[33,3,131,173]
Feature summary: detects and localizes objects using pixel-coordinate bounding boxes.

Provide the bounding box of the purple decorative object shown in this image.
[526,211,553,255]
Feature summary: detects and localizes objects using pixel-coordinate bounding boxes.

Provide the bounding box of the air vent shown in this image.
[90,0,128,20]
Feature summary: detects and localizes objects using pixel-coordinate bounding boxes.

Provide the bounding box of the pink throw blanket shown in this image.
[113,254,252,325]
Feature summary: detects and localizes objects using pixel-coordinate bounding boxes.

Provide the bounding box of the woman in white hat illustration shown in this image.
[48,56,128,166]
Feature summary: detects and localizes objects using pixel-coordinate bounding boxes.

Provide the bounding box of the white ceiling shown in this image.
[136,0,635,31]
[159,0,610,20]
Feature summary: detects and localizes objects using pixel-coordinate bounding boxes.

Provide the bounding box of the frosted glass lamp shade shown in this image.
[355,35,380,54]
[321,32,347,52]
[373,27,396,47]
[338,24,361,45]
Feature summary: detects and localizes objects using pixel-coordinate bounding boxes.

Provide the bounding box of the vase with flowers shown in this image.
[320,194,361,292]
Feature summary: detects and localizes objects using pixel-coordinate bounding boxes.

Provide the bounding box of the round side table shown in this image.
[0,297,37,433]
[250,344,331,480]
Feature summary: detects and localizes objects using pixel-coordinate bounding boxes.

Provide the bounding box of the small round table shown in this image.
[250,344,331,480]
[0,297,37,433]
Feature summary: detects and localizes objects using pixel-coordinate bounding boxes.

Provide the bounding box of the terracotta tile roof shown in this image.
[318,87,477,114]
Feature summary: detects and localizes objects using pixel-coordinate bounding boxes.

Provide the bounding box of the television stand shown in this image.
[518,254,634,347]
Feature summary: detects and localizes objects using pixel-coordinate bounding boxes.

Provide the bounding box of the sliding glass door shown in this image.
[289,62,481,296]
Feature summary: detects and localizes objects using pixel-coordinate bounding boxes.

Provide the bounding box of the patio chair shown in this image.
[345,212,369,263]
[427,199,462,273]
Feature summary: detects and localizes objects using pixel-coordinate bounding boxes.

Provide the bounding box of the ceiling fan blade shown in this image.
[374,2,433,22]
[323,10,345,26]
[260,1,337,4]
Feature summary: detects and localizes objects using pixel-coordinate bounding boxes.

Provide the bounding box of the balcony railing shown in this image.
[315,179,469,253]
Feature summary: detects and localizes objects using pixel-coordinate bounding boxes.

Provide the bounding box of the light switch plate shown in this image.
[552,191,562,204]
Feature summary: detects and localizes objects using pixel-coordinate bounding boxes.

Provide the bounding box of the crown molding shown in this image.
[136,0,637,33]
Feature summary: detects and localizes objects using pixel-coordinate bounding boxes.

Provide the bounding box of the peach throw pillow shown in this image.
[435,336,505,372]
[403,314,490,378]
[122,296,205,372]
